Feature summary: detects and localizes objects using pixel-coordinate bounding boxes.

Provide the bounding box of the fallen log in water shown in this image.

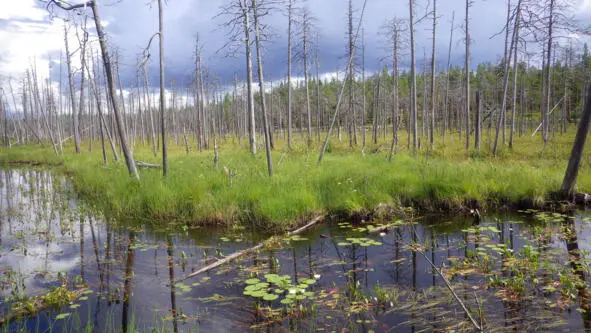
[176,215,325,283]
[0,288,89,326]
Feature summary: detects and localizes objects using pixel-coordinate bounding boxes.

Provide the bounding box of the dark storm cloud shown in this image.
[39,0,535,88]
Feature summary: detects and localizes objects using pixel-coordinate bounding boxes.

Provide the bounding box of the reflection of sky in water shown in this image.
[0,168,590,332]
[0,170,90,296]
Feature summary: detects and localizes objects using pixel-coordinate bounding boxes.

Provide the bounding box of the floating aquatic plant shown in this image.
[242,273,318,306]
[337,237,382,247]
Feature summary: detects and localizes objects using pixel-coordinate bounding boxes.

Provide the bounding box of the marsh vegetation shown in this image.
[1,169,591,332]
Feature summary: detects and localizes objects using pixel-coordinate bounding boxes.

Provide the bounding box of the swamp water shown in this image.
[0,169,591,332]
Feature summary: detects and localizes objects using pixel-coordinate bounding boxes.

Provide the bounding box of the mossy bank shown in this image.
[1,131,590,231]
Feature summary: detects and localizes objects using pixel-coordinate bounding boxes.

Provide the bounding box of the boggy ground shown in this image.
[1,129,590,231]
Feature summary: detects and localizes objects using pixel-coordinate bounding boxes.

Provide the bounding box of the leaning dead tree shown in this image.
[317,0,368,164]
[561,85,591,198]
[46,0,139,180]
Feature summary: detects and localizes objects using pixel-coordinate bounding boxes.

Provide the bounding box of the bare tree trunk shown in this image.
[135,68,145,145]
[443,11,454,144]
[87,52,108,165]
[561,85,591,197]
[142,67,158,156]
[252,0,273,176]
[318,0,367,164]
[197,44,206,152]
[303,9,312,145]
[475,89,481,151]
[409,0,418,151]
[543,0,555,148]
[287,0,294,149]
[493,0,516,156]
[1,93,8,147]
[430,0,437,149]
[158,0,168,177]
[89,2,139,179]
[388,22,400,161]
[93,49,119,162]
[77,20,88,153]
[315,33,321,143]
[465,0,471,151]
[242,1,256,155]
[373,75,380,144]
[32,65,59,155]
[115,53,128,145]
[64,23,81,154]
[423,49,428,140]
[347,0,357,147]
[509,0,522,148]
[361,29,366,149]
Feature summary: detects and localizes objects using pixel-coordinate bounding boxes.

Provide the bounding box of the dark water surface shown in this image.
[1,168,590,332]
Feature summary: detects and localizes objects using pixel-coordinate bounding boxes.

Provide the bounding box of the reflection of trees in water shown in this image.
[563,213,591,330]
[121,232,136,333]
[167,236,179,333]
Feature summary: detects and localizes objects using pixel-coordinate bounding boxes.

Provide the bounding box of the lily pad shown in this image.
[56,313,70,320]
[245,278,260,285]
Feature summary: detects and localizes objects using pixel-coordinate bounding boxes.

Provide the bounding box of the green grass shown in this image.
[1,129,590,231]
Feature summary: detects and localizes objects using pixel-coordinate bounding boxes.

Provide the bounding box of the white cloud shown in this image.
[0,1,65,80]
[0,0,47,20]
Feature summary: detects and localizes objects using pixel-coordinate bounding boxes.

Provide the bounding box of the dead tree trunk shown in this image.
[465,0,471,151]
[386,18,403,160]
[77,19,89,153]
[429,0,437,149]
[493,0,517,156]
[443,11,455,144]
[242,1,257,155]
[560,85,591,197]
[287,0,294,149]
[302,9,313,145]
[90,2,139,179]
[49,0,138,178]
[252,0,274,177]
[509,0,522,148]
[475,89,481,151]
[543,0,555,148]
[409,0,418,151]
[158,0,168,177]
[64,23,81,154]
[347,0,357,147]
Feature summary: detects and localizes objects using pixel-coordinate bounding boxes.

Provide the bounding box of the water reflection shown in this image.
[0,168,590,332]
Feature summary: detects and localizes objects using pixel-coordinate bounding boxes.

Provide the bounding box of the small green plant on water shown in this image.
[243,273,319,305]
[337,237,382,247]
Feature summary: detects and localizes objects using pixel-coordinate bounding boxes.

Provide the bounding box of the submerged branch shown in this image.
[175,215,324,283]
[410,238,483,331]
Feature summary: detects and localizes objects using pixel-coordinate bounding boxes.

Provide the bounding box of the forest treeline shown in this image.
[1,0,591,181]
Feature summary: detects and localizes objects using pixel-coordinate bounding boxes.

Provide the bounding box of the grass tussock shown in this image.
[1,129,590,230]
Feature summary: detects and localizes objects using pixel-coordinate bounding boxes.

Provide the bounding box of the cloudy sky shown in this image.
[1,0,591,90]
